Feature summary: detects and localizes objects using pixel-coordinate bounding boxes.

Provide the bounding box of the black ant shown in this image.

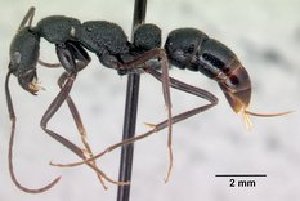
[5,6,290,193]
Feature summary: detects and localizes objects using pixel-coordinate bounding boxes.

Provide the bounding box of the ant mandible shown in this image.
[5,6,290,193]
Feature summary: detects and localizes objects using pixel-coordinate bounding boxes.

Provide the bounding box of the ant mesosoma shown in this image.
[5,6,290,193]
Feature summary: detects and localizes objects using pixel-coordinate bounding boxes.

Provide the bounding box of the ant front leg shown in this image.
[39,41,85,157]
[40,42,127,188]
[5,71,61,193]
[55,41,91,72]
[40,72,82,155]
[55,73,129,187]
[40,72,113,189]
[38,41,91,70]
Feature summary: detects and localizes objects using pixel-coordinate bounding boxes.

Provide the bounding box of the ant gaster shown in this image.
[5,7,290,193]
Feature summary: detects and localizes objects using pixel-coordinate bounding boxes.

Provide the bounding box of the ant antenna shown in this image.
[5,71,61,193]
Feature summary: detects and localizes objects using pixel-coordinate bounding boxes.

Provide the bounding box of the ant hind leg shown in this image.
[115,48,173,182]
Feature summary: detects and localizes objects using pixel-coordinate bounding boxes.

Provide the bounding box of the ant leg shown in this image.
[38,41,90,70]
[146,67,219,123]
[55,73,107,188]
[66,41,91,70]
[38,59,62,68]
[115,49,172,127]
[57,73,129,187]
[41,41,126,187]
[116,48,173,182]
[40,44,88,165]
[56,41,91,72]
[5,71,61,193]
[50,70,219,180]
[39,73,118,189]
[40,73,84,156]
[18,6,35,31]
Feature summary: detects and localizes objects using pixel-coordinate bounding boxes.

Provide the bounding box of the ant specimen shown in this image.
[5,6,290,193]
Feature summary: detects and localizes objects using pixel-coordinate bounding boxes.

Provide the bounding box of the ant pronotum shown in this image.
[5,6,291,193]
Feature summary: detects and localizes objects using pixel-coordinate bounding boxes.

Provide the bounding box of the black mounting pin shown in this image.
[117,1,148,201]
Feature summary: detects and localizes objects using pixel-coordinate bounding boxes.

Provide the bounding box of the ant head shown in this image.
[9,28,41,94]
[133,23,161,52]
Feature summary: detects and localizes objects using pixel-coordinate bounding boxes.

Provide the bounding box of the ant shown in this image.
[5,6,290,193]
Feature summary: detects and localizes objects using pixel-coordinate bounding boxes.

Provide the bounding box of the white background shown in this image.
[0,0,299,200]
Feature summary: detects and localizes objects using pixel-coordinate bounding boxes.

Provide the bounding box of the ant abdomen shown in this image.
[165,28,236,77]
[165,28,251,113]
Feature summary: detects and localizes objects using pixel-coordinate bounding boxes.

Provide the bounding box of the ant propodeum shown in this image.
[5,6,290,193]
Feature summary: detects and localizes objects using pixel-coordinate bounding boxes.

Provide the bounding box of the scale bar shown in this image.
[215,174,267,178]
